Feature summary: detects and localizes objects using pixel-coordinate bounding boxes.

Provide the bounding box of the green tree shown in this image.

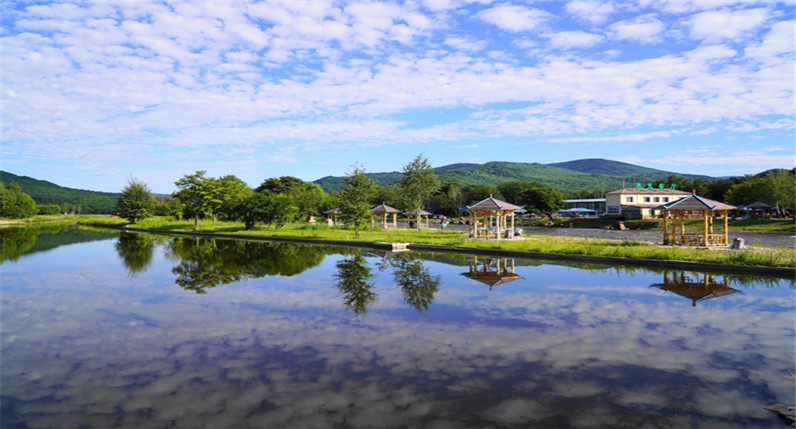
[520,184,564,220]
[339,165,377,238]
[256,176,326,220]
[240,193,297,230]
[115,176,154,224]
[213,175,251,225]
[0,182,37,219]
[397,155,440,228]
[766,169,795,214]
[725,176,770,206]
[174,171,216,230]
[37,204,61,215]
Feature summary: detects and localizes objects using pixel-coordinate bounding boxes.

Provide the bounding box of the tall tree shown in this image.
[212,175,251,226]
[0,182,37,219]
[520,184,564,220]
[174,171,215,230]
[256,176,326,220]
[766,169,795,214]
[339,164,376,238]
[397,155,440,229]
[115,176,154,224]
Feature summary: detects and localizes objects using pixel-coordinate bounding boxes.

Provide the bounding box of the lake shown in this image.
[2,225,794,428]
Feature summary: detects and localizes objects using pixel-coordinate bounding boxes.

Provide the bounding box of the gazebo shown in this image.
[405,208,432,229]
[657,192,736,247]
[325,208,342,224]
[651,272,740,307]
[467,195,522,239]
[743,201,774,219]
[370,203,400,229]
[462,256,522,291]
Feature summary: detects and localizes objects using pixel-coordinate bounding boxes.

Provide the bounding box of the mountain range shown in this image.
[312,158,716,193]
[1,158,724,209]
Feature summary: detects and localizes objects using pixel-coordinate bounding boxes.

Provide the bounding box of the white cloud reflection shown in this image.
[1,239,794,428]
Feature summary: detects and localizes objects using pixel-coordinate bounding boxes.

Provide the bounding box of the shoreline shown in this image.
[119,226,796,279]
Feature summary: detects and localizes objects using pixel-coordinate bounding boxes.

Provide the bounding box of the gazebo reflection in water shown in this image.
[650,272,741,307]
[461,256,522,291]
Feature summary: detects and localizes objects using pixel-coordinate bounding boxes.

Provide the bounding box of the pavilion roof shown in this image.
[656,194,736,211]
[325,208,342,214]
[369,203,400,213]
[406,208,432,215]
[467,195,522,211]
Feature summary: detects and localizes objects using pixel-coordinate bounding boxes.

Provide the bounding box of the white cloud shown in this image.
[609,14,666,42]
[565,0,616,24]
[687,7,769,41]
[546,31,604,49]
[478,5,552,32]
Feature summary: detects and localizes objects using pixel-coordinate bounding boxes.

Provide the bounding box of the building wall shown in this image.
[605,188,690,219]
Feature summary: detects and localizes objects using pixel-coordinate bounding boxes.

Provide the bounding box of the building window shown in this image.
[626,196,634,203]
[663,197,669,202]
[644,197,651,203]
[654,197,660,202]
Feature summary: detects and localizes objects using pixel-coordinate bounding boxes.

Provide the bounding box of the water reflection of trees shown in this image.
[334,252,377,318]
[0,227,37,262]
[1,224,119,263]
[115,232,155,277]
[166,237,333,294]
[388,254,440,313]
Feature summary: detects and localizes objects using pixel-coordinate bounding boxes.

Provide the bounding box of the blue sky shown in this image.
[2,0,794,193]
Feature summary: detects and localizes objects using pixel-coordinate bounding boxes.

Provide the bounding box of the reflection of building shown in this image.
[462,257,522,291]
[651,272,740,307]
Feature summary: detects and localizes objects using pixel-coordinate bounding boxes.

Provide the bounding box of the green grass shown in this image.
[68,215,796,268]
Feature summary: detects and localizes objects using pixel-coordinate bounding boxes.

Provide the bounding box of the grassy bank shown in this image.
[75,215,796,268]
[536,217,795,233]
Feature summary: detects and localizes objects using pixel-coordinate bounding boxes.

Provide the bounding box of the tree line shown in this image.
[3,160,793,222]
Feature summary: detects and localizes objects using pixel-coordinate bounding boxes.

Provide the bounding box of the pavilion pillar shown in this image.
[511,212,515,234]
[703,210,709,246]
[723,211,728,245]
[392,213,396,228]
[371,215,375,229]
[662,210,669,244]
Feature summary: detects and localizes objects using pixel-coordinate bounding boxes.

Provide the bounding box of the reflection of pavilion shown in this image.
[651,272,741,307]
[462,256,523,291]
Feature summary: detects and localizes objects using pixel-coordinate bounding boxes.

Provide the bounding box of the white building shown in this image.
[605,186,690,219]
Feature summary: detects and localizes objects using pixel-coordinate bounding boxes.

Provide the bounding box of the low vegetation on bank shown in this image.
[66,215,796,269]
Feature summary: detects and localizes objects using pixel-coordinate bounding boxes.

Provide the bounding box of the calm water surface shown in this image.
[1,226,794,428]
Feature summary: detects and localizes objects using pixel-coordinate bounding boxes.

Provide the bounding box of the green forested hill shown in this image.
[548,158,714,182]
[0,171,119,213]
[314,159,708,193]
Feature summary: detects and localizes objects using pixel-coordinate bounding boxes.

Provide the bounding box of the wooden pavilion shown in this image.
[657,192,736,247]
[325,208,342,224]
[467,195,522,239]
[369,203,400,229]
[405,208,432,229]
[651,272,740,307]
[462,256,522,291]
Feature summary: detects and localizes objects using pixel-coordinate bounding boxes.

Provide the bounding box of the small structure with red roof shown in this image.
[467,195,522,239]
[657,191,736,247]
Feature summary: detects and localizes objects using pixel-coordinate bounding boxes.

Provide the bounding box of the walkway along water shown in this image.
[120,226,795,279]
